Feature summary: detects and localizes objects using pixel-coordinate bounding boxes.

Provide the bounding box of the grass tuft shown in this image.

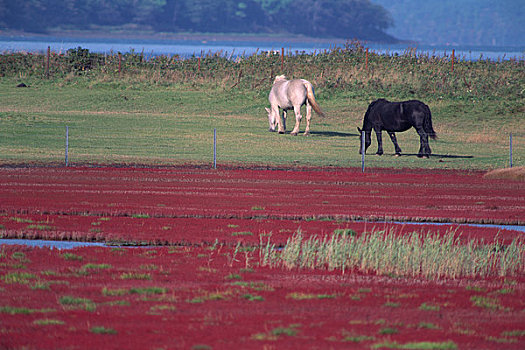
[2,272,37,284]
[91,326,117,334]
[59,296,96,312]
[484,167,525,181]
[33,319,65,325]
[62,253,83,261]
[120,272,151,280]
[0,306,55,314]
[372,340,457,349]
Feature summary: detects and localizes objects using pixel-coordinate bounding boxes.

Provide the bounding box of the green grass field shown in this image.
[1,47,523,170]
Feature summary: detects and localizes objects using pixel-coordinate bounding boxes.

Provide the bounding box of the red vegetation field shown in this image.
[1,166,524,349]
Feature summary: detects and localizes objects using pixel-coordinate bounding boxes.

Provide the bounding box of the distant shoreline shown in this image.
[0,28,401,46]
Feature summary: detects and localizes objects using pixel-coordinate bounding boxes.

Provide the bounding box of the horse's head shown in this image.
[266,107,277,132]
[357,127,371,154]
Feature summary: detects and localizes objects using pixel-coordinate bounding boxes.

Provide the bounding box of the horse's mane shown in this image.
[274,75,287,83]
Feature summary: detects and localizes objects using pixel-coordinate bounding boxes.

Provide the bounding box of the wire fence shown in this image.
[1,123,523,170]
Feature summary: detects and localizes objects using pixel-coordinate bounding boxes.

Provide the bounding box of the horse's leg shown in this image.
[303,103,312,136]
[388,132,402,155]
[282,110,287,132]
[290,105,302,136]
[415,127,431,158]
[375,129,384,155]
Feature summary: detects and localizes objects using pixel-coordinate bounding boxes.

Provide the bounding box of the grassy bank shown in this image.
[1,44,523,169]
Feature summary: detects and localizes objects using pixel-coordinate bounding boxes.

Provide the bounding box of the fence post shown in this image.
[365,48,369,71]
[361,131,365,173]
[213,128,217,169]
[118,52,122,74]
[46,46,50,78]
[451,49,455,73]
[509,133,513,168]
[65,125,69,167]
[281,47,284,71]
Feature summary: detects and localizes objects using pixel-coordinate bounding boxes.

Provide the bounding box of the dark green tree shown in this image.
[282,0,394,41]
[0,0,396,42]
[0,0,49,32]
[181,0,267,33]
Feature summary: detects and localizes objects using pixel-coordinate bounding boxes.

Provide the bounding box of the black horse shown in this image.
[358,99,437,158]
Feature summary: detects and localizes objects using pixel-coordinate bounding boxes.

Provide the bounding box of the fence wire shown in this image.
[1,124,523,168]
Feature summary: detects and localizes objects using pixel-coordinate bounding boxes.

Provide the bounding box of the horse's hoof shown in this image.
[269,128,276,132]
[291,132,298,136]
[278,131,285,134]
[303,132,310,136]
[394,153,401,157]
[376,152,383,156]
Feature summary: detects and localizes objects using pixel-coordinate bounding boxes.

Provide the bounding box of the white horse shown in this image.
[265,75,325,136]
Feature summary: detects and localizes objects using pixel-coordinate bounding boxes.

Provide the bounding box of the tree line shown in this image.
[0,0,397,42]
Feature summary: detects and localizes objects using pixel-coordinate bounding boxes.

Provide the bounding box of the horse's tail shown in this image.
[305,82,326,118]
[423,104,437,140]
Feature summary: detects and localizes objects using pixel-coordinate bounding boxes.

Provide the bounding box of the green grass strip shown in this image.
[372,341,458,349]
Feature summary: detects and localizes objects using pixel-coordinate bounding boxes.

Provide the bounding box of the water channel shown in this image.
[1,221,523,250]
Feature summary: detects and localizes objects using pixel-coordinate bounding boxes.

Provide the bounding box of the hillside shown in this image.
[372,0,525,46]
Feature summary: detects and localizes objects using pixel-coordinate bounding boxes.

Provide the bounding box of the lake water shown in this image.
[0,239,107,250]
[1,35,523,61]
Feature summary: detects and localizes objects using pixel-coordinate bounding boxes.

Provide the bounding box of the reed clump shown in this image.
[260,229,525,280]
